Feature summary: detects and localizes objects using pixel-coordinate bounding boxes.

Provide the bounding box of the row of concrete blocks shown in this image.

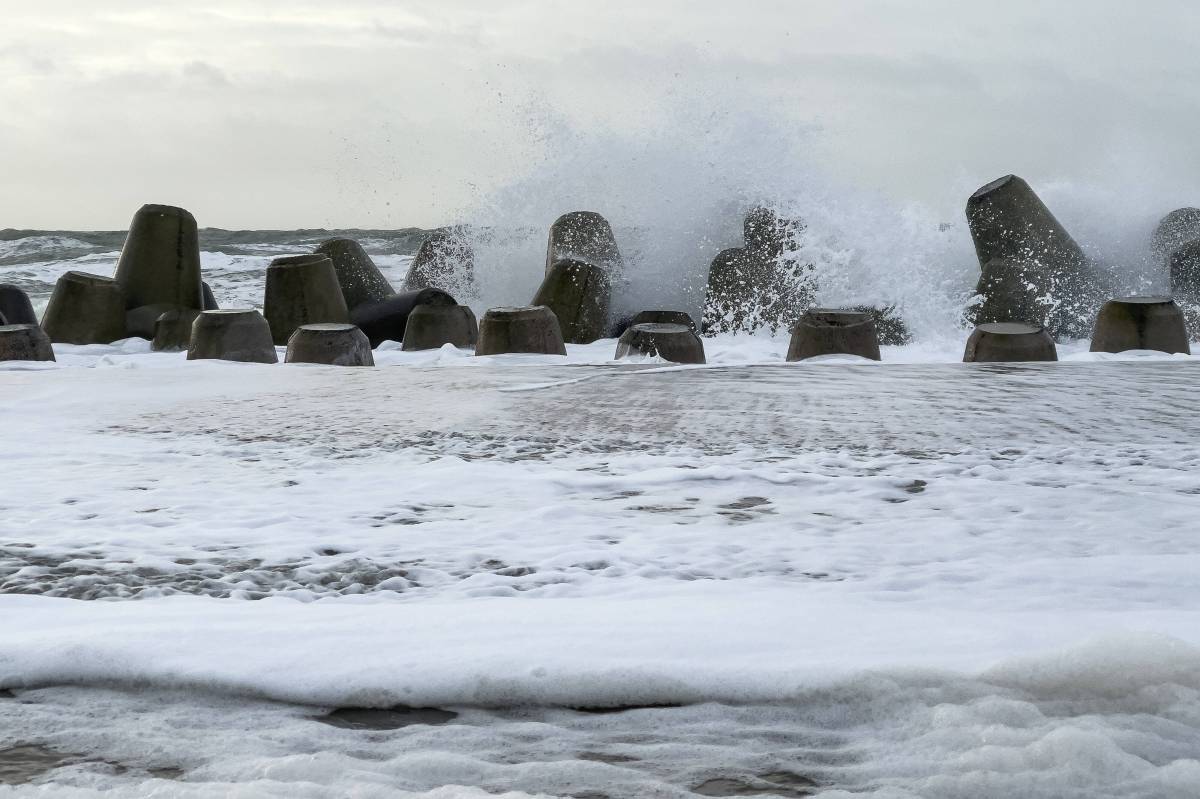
[792,296,1192,363]
[22,202,479,355]
[2,293,1190,365]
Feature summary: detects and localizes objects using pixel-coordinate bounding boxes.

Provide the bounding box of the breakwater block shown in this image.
[0,285,38,326]
[787,309,881,361]
[113,204,203,310]
[151,308,201,352]
[963,323,1058,363]
[126,302,189,339]
[350,288,457,347]
[475,306,567,356]
[263,254,350,346]
[615,322,706,364]
[744,206,802,261]
[545,211,622,274]
[703,247,755,334]
[966,175,1097,338]
[0,324,55,362]
[402,304,479,351]
[611,309,699,338]
[187,310,278,363]
[404,230,475,294]
[853,305,911,346]
[532,258,611,344]
[41,271,127,345]
[1153,208,1200,263]
[202,281,220,311]
[315,238,394,311]
[971,257,1046,328]
[1090,296,1191,354]
[1170,239,1200,301]
[286,323,374,366]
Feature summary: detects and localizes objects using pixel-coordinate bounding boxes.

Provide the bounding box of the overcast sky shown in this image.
[3,1,1199,229]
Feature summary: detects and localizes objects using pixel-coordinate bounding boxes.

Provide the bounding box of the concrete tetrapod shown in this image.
[971,257,1046,328]
[532,258,611,344]
[615,323,706,364]
[151,308,202,352]
[0,285,38,326]
[1090,297,1191,355]
[263,254,350,346]
[0,324,55,362]
[545,211,622,275]
[285,323,374,366]
[1152,208,1200,264]
[1170,239,1200,302]
[744,206,803,262]
[610,309,699,338]
[315,238,394,311]
[963,323,1058,363]
[786,309,881,362]
[404,230,475,294]
[703,247,757,334]
[966,175,1097,338]
[401,304,479,351]
[202,281,220,311]
[350,288,457,348]
[187,310,278,364]
[127,303,190,339]
[113,204,204,311]
[41,271,127,345]
[475,306,567,356]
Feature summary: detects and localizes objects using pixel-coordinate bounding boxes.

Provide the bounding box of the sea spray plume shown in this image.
[452,95,977,342]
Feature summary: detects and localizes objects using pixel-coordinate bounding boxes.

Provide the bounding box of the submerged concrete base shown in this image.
[1090,297,1191,354]
[350,289,458,348]
[41,271,127,345]
[401,304,479,351]
[531,259,611,344]
[615,323,706,364]
[286,323,374,366]
[475,306,567,356]
[151,308,202,352]
[0,324,55,361]
[315,238,394,311]
[0,285,38,326]
[786,309,881,362]
[187,310,278,363]
[964,323,1058,363]
[264,254,350,345]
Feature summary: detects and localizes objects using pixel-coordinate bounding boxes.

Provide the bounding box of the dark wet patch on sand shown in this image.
[0,745,81,785]
[316,705,459,730]
[692,770,819,797]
